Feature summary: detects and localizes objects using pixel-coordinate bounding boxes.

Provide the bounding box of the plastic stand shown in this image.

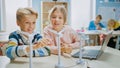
[21,31,33,68]
[28,34,33,68]
[76,32,85,65]
[48,29,64,68]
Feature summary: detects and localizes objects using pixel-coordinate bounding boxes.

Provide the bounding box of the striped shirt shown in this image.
[6,30,50,59]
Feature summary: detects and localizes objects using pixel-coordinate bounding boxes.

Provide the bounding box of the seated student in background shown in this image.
[44,5,80,55]
[6,8,52,59]
[88,15,105,30]
[108,19,120,30]
[88,15,105,45]
[107,19,120,48]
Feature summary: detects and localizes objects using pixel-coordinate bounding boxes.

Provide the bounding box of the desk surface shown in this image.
[112,31,120,35]
[78,30,120,35]
[78,30,112,35]
[6,47,120,68]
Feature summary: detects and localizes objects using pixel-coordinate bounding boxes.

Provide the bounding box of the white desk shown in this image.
[6,47,120,68]
[78,30,112,35]
[78,30,112,46]
[0,56,10,68]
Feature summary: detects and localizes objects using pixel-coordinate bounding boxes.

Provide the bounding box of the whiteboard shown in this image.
[116,7,120,20]
[98,7,115,22]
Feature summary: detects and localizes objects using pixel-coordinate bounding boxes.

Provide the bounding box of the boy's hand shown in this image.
[96,25,102,30]
[26,38,51,52]
[33,38,50,49]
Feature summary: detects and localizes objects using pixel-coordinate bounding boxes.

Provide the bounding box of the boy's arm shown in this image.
[25,43,51,57]
[100,23,105,28]
[6,33,51,59]
[28,34,51,57]
[6,39,28,59]
[6,33,29,59]
[88,21,95,30]
[29,46,51,57]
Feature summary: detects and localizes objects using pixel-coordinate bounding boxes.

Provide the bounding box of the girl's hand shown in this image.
[61,42,72,54]
[50,46,58,55]
[61,45,72,54]
[61,42,70,47]
[50,46,72,55]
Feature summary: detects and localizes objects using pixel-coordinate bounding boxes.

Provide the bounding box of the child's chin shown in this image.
[28,31,33,34]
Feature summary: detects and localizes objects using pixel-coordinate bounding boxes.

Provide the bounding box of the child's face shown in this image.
[108,21,114,27]
[17,15,37,34]
[50,10,64,31]
[95,17,101,24]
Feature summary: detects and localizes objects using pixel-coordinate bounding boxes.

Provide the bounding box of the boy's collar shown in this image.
[17,30,37,36]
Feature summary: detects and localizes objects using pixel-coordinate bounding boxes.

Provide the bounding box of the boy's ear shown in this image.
[17,21,20,26]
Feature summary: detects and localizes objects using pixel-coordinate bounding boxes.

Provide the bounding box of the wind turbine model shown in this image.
[21,31,34,68]
[48,29,64,68]
[76,32,85,65]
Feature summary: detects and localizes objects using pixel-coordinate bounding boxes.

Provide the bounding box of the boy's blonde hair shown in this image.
[48,5,67,24]
[17,7,38,22]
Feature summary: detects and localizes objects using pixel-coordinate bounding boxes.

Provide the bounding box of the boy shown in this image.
[6,8,51,59]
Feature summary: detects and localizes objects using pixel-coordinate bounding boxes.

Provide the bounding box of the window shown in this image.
[0,0,6,31]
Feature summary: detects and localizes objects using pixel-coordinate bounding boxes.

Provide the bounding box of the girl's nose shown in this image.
[56,17,59,21]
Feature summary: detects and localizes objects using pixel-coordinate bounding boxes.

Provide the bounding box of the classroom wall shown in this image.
[0,0,6,31]
[70,0,96,30]
[5,0,28,33]
[96,0,120,27]
[32,0,41,32]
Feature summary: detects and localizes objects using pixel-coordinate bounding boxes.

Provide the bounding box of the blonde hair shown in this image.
[48,5,67,24]
[17,7,38,22]
[107,19,116,26]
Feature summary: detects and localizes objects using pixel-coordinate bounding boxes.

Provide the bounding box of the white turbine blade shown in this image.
[21,31,29,35]
[48,27,65,34]
[58,29,64,34]
[48,29,58,34]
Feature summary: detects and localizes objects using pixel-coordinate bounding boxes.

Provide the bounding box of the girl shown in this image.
[44,5,80,54]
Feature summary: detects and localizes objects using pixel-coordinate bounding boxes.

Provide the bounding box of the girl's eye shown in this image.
[33,22,36,24]
[52,16,56,18]
[59,17,62,19]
